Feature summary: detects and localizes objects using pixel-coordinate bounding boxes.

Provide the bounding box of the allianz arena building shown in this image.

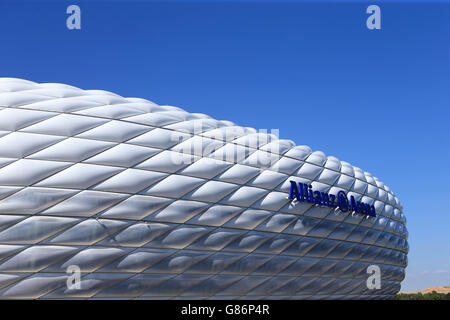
[0,78,408,299]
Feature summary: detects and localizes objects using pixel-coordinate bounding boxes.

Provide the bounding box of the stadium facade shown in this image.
[0,78,408,299]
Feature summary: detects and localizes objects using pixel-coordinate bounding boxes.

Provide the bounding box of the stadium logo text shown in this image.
[288,181,376,217]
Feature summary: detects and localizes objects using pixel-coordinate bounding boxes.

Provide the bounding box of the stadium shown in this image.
[0,78,408,299]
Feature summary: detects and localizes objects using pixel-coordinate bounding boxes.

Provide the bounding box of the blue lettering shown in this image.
[299,183,306,202]
[337,191,349,212]
[287,180,376,217]
[313,191,322,205]
[359,202,367,215]
[289,181,300,201]
[321,192,330,207]
[329,194,336,208]
[350,196,360,213]
[307,185,314,203]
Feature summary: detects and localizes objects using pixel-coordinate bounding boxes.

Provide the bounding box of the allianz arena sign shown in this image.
[288,181,377,217]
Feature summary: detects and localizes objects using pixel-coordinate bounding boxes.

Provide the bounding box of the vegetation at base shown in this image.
[395,291,450,300]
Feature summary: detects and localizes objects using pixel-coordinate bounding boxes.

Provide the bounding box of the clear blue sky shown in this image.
[1,0,449,292]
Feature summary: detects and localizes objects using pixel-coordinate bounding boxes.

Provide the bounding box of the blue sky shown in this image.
[1,0,449,292]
